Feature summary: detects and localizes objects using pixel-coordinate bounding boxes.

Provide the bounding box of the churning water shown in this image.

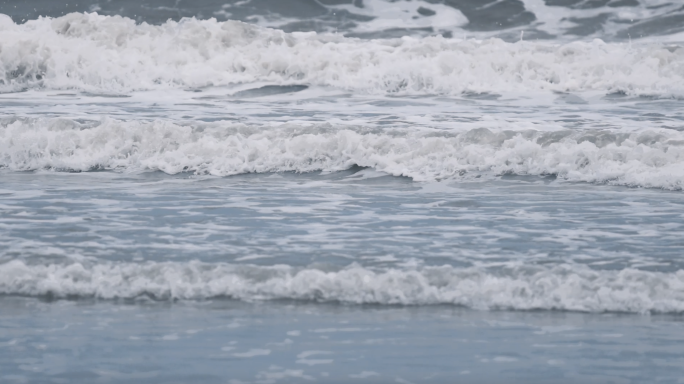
[1,1,684,383]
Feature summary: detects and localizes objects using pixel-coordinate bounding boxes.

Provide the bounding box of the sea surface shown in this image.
[1,1,684,383]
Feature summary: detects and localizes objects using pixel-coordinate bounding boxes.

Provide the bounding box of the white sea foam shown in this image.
[2,117,684,189]
[1,259,683,314]
[1,13,683,95]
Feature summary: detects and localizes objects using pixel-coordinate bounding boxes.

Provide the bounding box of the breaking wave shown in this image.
[1,259,683,314]
[1,13,684,95]
[2,117,684,189]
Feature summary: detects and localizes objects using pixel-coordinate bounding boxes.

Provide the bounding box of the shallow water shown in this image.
[2,170,684,383]
[2,297,684,384]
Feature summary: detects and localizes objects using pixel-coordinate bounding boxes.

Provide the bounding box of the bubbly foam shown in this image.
[1,259,683,313]
[1,13,683,95]
[2,117,684,189]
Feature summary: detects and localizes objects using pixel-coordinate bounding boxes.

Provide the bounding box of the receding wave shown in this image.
[2,117,684,189]
[1,13,683,95]
[1,259,683,314]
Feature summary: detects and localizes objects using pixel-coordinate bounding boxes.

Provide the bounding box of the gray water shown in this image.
[3,0,684,40]
[2,0,684,383]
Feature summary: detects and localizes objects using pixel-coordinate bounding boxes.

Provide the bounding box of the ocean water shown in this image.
[1,1,684,383]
